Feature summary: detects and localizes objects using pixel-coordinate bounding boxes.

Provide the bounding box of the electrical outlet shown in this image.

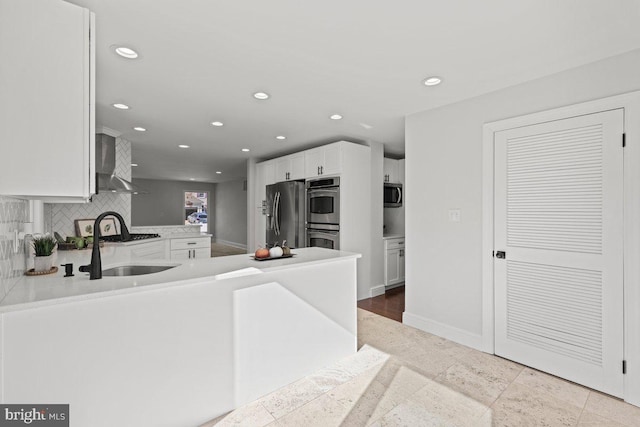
[448,209,461,222]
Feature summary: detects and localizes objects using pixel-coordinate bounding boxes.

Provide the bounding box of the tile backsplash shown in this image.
[46,137,132,238]
[0,196,28,300]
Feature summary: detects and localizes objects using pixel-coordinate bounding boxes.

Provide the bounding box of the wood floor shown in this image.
[357,285,405,322]
[211,242,247,257]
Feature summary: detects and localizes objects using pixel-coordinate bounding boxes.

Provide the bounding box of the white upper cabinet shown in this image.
[305,143,341,178]
[383,158,400,183]
[261,160,277,186]
[275,153,305,182]
[0,0,95,201]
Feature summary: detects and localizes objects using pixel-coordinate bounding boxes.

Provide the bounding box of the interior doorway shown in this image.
[184,191,208,233]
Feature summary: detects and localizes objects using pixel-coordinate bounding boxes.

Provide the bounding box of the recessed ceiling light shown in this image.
[241,148,250,152]
[112,103,130,110]
[178,144,190,148]
[423,76,442,86]
[330,114,343,120]
[211,121,224,127]
[189,178,195,181]
[114,46,139,59]
[276,135,286,140]
[133,127,146,132]
[216,171,222,174]
[253,92,270,100]
[131,163,138,167]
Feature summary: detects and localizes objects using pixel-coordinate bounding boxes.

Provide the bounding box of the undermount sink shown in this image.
[102,265,177,277]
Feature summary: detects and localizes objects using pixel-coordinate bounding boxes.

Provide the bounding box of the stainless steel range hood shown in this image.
[95,133,145,194]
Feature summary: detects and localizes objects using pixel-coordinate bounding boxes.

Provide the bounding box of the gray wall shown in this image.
[132,178,216,227]
[214,179,247,248]
[404,48,640,343]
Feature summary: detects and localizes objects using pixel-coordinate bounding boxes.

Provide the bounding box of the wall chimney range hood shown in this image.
[95,133,145,194]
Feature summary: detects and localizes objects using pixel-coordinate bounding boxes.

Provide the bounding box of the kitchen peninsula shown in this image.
[0,247,360,427]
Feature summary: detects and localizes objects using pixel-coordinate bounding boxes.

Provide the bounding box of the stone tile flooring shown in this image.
[203,309,640,426]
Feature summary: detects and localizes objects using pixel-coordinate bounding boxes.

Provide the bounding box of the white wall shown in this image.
[404,48,640,347]
[214,179,247,248]
[368,142,385,296]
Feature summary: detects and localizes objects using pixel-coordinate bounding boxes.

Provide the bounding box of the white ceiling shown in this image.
[66,0,640,183]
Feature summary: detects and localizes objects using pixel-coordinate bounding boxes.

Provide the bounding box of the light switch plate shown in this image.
[448,209,461,222]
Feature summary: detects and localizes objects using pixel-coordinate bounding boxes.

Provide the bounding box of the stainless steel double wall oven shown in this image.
[306,177,340,250]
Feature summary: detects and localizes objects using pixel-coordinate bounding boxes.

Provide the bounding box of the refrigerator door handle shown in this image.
[274,191,281,236]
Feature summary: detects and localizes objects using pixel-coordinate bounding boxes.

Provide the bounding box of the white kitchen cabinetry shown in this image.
[261,160,277,186]
[275,153,305,181]
[383,158,400,183]
[0,0,95,202]
[305,143,341,177]
[170,237,211,260]
[253,140,373,299]
[384,237,405,287]
[128,240,167,260]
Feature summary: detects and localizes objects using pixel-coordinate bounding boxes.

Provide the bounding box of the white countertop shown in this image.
[158,232,212,239]
[99,233,210,246]
[383,234,405,240]
[0,246,360,313]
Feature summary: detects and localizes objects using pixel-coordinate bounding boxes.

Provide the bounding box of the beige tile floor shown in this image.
[203,309,640,426]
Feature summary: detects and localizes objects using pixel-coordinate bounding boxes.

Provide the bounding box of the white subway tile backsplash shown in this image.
[0,196,29,301]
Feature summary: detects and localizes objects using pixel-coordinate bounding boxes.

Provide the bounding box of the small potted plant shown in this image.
[32,235,57,272]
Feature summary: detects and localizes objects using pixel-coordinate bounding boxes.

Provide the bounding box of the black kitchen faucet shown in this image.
[79,211,130,280]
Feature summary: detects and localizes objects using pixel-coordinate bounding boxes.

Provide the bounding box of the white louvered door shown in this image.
[494,109,624,397]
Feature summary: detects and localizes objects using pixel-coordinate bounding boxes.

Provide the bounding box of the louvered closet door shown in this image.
[494,109,624,397]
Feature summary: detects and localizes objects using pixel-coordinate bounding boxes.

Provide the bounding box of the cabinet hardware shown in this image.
[495,251,506,259]
[320,166,324,175]
[317,166,320,175]
[187,242,196,245]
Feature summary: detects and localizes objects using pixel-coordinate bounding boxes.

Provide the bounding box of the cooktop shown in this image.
[100,233,160,243]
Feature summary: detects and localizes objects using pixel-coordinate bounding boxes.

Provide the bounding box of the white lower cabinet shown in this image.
[170,237,211,260]
[384,237,405,287]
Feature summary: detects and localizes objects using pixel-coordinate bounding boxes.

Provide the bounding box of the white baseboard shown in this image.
[402,311,484,352]
[214,239,247,250]
[370,284,386,298]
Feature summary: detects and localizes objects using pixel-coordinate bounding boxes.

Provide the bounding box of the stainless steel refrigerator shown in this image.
[265,180,306,248]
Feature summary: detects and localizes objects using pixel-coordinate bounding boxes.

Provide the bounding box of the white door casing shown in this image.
[494,109,624,396]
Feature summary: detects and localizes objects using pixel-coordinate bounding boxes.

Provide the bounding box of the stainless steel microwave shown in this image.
[384,183,402,207]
